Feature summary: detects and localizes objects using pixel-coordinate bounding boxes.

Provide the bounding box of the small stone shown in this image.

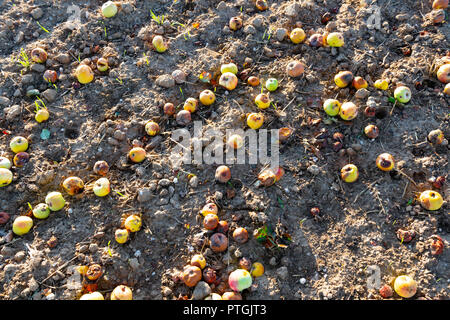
[275,28,287,42]
[0,96,11,106]
[285,3,299,17]
[89,243,98,253]
[217,1,228,11]
[355,88,370,99]
[172,69,186,84]
[15,31,24,43]
[78,244,89,253]
[244,25,256,34]
[129,258,140,270]
[307,164,320,175]
[31,7,44,20]
[22,74,34,84]
[155,74,175,88]
[351,143,362,152]
[41,89,57,102]
[395,13,409,21]
[31,63,46,73]
[137,188,152,203]
[192,281,211,300]
[162,286,172,296]
[157,179,170,187]
[269,257,277,266]
[189,176,199,188]
[55,54,71,64]
[14,251,26,263]
[300,278,307,285]
[277,266,289,280]
[5,104,21,121]
[113,130,126,141]
[252,16,264,28]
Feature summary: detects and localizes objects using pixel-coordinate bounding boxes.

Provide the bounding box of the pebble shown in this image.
[137,188,152,203]
[395,13,409,21]
[354,88,370,99]
[41,89,57,102]
[78,245,89,253]
[171,69,186,84]
[285,3,299,17]
[129,258,140,270]
[113,130,126,141]
[269,257,277,266]
[4,105,21,121]
[15,31,24,43]
[217,1,228,11]
[244,25,256,34]
[31,63,46,73]
[0,96,10,106]
[277,266,289,280]
[192,281,211,300]
[158,179,171,187]
[275,28,287,42]
[155,74,175,88]
[31,7,44,20]
[89,243,98,253]
[189,176,199,188]
[307,164,320,175]
[300,278,307,285]
[252,16,264,28]
[14,251,26,263]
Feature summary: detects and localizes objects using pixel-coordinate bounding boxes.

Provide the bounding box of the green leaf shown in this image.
[388,96,396,103]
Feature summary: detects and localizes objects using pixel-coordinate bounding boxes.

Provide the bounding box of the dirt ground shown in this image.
[0,0,448,300]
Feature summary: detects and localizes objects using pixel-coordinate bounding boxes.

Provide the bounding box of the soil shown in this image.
[0,0,448,300]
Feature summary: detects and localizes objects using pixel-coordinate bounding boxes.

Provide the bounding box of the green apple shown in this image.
[220,63,238,75]
[0,168,13,187]
[152,35,168,53]
[0,157,12,169]
[265,78,278,91]
[326,32,345,47]
[323,99,341,116]
[32,203,50,219]
[394,86,411,103]
[12,216,33,236]
[10,136,28,153]
[93,177,110,197]
[45,192,66,211]
[101,1,118,18]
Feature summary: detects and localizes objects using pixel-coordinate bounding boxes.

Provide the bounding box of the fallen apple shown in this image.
[247,76,260,86]
[35,108,49,123]
[10,136,28,153]
[96,57,109,72]
[176,110,192,126]
[111,285,133,300]
[341,164,359,183]
[247,113,264,129]
[374,79,389,90]
[32,203,50,219]
[31,48,48,64]
[203,213,219,230]
[145,121,160,136]
[199,89,215,106]
[352,76,368,89]
[334,71,354,88]
[75,64,94,84]
[419,190,443,211]
[219,72,238,90]
[62,176,85,195]
[250,262,264,277]
[254,93,270,109]
[12,216,33,236]
[255,0,268,11]
[265,78,278,91]
[163,102,176,116]
[124,214,142,232]
[80,292,105,300]
[101,1,118,18]
[339,102,358,121]
[152,35,168,53]
[200,202,218,216]
[394,86,411,103]
[128,147,146,163]
[232,227,248,244]
[286,60,305,77]
[437,64,450,83]
[364,124,379,139]
[222,292,242,300]
[182,265,202,287]
[0,157,12,169]
[326,32,345,47]
[433,0,449,9]
[427,129,444,145]
[93,160,109,176]
[323,99,341,117]
[308,33,325,47]
[221,63,238,75]
[444,83,450,95]
[227,134,244,149]
[376,153,395,172]
[93,177,110,197]
[13,152,30,168]
[215,165,231,183]
[228,269,252,292]
[183,97,198,113]
[191,254,207,269]
[0,168,13,187]
[209,232,228,252]
[229,17,243,31]
[115,228,129,244]
[289,28,306,44]
[43,70,58,84]
[45,191,66,211]
[393,275,417,298]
